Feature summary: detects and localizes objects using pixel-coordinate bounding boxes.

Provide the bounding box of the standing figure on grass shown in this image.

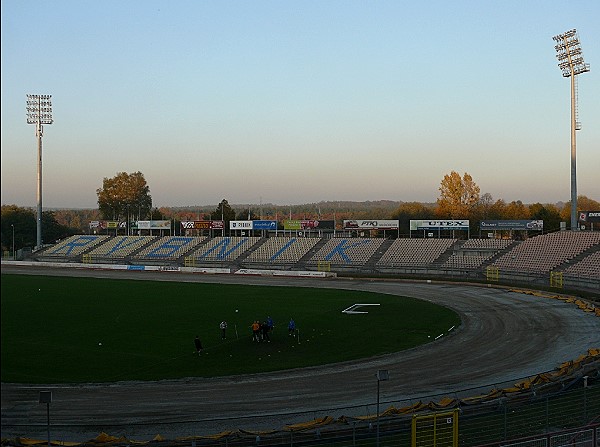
[220,321,228,339]
[288,318,296,336]
[194,335,203,356]
[251,320,261,342]
[266,316,274,332]
[262,321,271,342]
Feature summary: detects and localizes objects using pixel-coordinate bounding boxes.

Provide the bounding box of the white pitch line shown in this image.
[342,303,381,314]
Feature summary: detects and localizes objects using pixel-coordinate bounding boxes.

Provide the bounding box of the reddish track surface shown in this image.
[2,264,599,441]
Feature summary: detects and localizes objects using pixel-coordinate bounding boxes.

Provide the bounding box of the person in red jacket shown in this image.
[251,320,261,342]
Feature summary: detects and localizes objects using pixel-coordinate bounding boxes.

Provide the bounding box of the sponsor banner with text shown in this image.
[410,220,469,230]
[181,220,224,230]
[579,211,600,223]
[137,220,171,230]
[283,220,335,230]
[89,220,120,229]
[343,220,399,230]
[230,221,253,230]
[253,220,278,230]
[480,220,543,230]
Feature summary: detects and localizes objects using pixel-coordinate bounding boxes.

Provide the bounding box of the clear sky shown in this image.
[1,1,599,209]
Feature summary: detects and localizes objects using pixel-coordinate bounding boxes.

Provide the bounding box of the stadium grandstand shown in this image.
[376,238,456,268]
[186,236,261,264]
[308,237,387,267]
[132,236,207,264]
[243,236,321,265]
[491,231,600,274]
[84,236,157,263]
[37,235,110,260]
[29,229,600,292]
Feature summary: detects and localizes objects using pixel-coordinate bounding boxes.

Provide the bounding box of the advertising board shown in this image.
[480,220,543,230]
[253,220,277,230]
[137,220,171,230]
[579,211,600,223]
[181,220,224,230]
[283,220,334,230]
[410,220,469,230]
[343,220,399,230]
[230,221,253,230]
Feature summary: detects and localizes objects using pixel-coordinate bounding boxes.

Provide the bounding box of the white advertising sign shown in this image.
[410,220,470,230]
[230,221,253,230]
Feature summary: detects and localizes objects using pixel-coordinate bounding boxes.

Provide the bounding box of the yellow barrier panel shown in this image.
[412,409,458,447]
[486,266,499,282]
[317,260,331,272]
[184,257,195,268]
[550,271,563,289]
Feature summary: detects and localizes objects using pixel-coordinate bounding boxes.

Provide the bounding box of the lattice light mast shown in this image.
[26,94,53,250]
[552,30,590,231]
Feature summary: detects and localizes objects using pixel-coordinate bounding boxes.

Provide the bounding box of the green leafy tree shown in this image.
[236,208,259,221]
[1,205,74,252]
[149,208,164,220]
[392,202,436,236]
[96,172,152,221]
[529,203,561,232]
[436,171,480,219]
[210,199,236,222]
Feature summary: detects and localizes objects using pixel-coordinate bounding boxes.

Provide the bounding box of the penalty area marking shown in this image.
[342,303,380,314]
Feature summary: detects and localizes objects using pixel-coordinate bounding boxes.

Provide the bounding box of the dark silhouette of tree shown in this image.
[1,205,74,251]
[210,199,236,223]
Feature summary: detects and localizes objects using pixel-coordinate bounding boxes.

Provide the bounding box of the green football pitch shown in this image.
[0,274,460,383]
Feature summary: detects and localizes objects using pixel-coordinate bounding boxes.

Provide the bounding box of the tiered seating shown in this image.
[133,236,206,261]
[189,237,261,261]
[460,239,514,250]
[86,236,156,259]
[563,250,600,279]
[245,237,320,263]
[442,254,491,269]
[42,235,110,257]
[377,239,456,267]
[492,232,600,274]
[441,238,514,270]
[309,238,385,265]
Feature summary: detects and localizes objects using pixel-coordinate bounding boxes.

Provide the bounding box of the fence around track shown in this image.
[2,382,600,447]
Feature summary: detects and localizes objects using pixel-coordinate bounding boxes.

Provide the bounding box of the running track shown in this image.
[2,264,599,441]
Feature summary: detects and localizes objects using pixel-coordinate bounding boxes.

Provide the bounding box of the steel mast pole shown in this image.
[37,118,43,249]
[27,94,53,250]
[553,30,590,231]
[569,73,577,231]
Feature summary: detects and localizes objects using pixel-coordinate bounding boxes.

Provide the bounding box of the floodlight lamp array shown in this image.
[26,94,53,125]
[553,29,590,77]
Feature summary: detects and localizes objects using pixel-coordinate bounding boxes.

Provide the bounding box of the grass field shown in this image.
[0,274,460,383]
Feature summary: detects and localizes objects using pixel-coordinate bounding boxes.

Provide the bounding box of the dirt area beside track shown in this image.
[2,264,600,441]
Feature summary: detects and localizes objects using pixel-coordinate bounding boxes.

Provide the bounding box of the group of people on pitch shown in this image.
[251,316,275,342]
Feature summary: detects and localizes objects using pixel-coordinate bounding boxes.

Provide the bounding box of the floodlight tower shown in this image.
[552,30,590,231]
[26,94,53,249]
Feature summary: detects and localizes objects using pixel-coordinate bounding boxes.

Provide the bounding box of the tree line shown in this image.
[2,170,598,253]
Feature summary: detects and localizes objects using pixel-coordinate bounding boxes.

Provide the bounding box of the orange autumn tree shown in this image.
[436,171,480,219]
